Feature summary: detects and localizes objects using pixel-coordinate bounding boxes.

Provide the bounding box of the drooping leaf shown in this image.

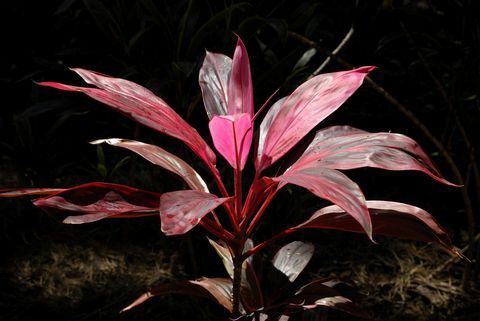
[199,51,231,119]
[272,241,314,282]
[0,187,65,197]
[39,68,216,167]
[122,277,233,313]
[209,113,253,169]
[91,138,209,192]
[290,126,458,186]
[208,238,234,278]
[160,190,231,235]
[273,166,372,239]
[31,182,160,224]
[294,201,460,256]
[228,35,254,117]
[256,67,374,172]
[286,278,369,318]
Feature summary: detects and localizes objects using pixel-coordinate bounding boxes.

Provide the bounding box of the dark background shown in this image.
[1,1,479,320]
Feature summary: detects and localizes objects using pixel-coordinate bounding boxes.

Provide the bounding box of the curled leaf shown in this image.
[122,277,233,313]
[294,200,460,256]
[31,182,160,224]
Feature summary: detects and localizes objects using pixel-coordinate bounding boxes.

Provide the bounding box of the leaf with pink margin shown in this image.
[31,182,160,224]
[256,67,375,172]
[122,277,233,313]
[209,113,253,169]
[199,51,231,119]
[91,138,209,192]
[293,200,461,256]
[273,166,372,239]
[289,126,458,186]
[0,188,65,197]
[39,68,216,167]
[160,190,231,235]
[228,35,254,117]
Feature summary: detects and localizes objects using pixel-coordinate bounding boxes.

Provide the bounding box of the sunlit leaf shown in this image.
[289,126,458,186]
[273,166,372,239]
[256,67,374,172]
[91,138,208,192]
[39,68,216,167]
[272,241,314,282]
[160,190,231,235]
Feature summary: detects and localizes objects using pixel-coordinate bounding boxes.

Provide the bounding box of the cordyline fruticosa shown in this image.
[1,36,461,320]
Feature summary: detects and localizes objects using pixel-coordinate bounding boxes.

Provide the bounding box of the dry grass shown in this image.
[313,235,479,321]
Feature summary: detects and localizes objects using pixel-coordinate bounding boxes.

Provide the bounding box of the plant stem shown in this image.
[231,253,243,317]
[246,186,279,236]
[245,228,295,257]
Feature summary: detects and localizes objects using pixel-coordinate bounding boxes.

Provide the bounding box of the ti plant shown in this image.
[1,36,461,320]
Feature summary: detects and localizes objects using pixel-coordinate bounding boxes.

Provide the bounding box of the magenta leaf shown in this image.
[199,51,231,119]
[39,69,216,167]
[294,200,460,256]
[30,182,160,224]
[209,113,253,169]
[160,190,231,235]
[290,125,458,186]
[91,138,208,192]
[272,241,314,282]
[122,277,233,313]
[273,166,372,239]
[228,35,254,117]
[256,67,374,172]
[0,187,65,197]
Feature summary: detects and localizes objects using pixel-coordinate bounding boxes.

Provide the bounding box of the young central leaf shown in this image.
[209,113,253,170]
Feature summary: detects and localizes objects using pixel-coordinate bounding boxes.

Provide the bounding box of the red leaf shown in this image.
[0,188,65,197]
[286,278,369,318]
[290,126,458,186]
[122,277,233,313]
[294,200,460,256]
[256,67,374,172]
[273,166,372,239]
[160,190,231,235]
[91,138,208,192]
[39,68,216,167]
[31,182,160,224]
[228,35,254,117]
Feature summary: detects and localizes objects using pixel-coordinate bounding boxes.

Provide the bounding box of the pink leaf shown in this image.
[0,188,65,197]
[290,126,458,186]
[31,182,160,224]
[39,69,216,167]
[91,138,208,192]
[256,67,374,172]
[160,190,231,235]
[209,113,253,169]
[199,51,231,119]
[294,200,460,256]
[122,277,233,313]
[273,166,372,239]
[227,36,254,117]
